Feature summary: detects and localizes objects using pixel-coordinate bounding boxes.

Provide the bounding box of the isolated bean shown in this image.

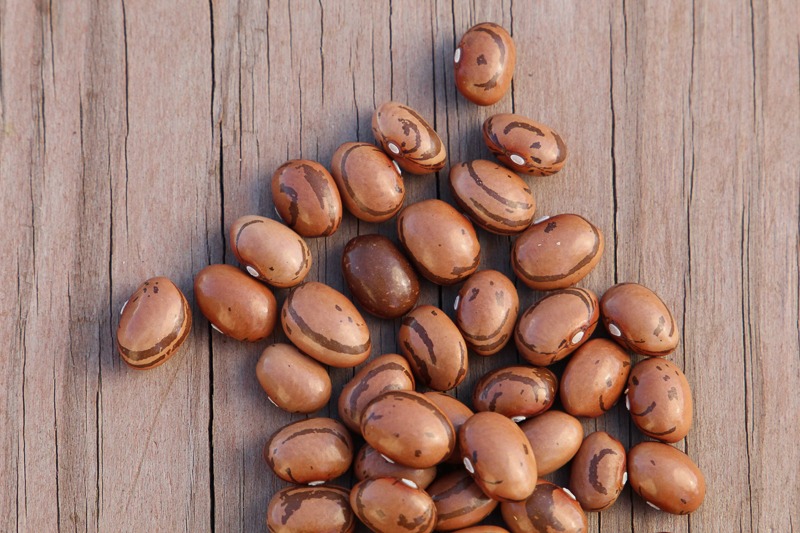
[569,431,626,512]
[423,392,474,463]
[116,277,192,370]
[331,141,406,222]
[483,114,567,176]
[515,288,599,366]
[354,444,437,490]
[472,366,557,421]
[500,480,588,533]
[271,159,342,237]
[512,214,604,291]
[627,442,706,514]
[519,411,583,476]
[454,23,516,106]
[455,270,519,356]
[256,343,331,414]
[229,215,311,288]
[338,354,415,433]
[459,412,538,502]
[361,390,455,468]
[281,281,371,368]
[267,485,354,533]
[342,235,420,319]
[398,199,481,285]
[194,264,277,342]
[264,418,353,485]
[350,477,437,533]
[560,339,631,418]
[372,101,447,175]
[428,470,498,531]
[626,358,693,443]
[600,282,679,356]
[449,160,535,235]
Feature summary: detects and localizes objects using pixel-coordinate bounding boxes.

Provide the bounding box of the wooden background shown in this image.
[1,0,798,531]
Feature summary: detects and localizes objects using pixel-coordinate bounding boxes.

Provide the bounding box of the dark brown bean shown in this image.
[454,23,516,106]
[569,431,626,512]
[455,270,519,356]
[627,442,705,514]
[600,282,679,356]
[354,444,437,490]
[519,411,583,476]
[560,339,631,418]
[515,288,599,366]
[428,470,498,531]
[266,485,354,533]
[256,343,331,414]
[626,358,693,443]
[500,480,588,533]
[116,277,192,370]
[449,160,535,235]
[483,114,567,176]
[350,477,437,533]
[194,264,277,342]
[372,101,447,175]
[472,366,557,422]
[271,159,342,237]
[342,234,420,319]
[512,214,604,291]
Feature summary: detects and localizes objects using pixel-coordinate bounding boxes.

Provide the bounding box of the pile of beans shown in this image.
[115,21,705,533]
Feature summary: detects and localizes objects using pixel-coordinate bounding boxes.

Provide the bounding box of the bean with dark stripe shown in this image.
[372,101,447,175]
[331,142,405,222]
[361,390,455,469]
[515,288,599,366]
[449,160,536,235]
[626,358,693,443]
[281,281,371,368]
[512,214,604,291]
[423,392,474,463]
[271,159,342,237]
[354,444,437,490]
[455,270,519,356]
[398,199,481,285]
[500,480,588,533]
[267,485,354,533]
[627,442,706,514]
[263,418,353,485]
[428,469,498,531]
[454,23,516,106]
[472,366,557,421]
[117,277,192,370]
[560,339,631,418]
[483,113,567,176]
[520,411,584,476]
[459,412,538,503]
[229,215,311,288]
[399,305,469,391]
[256,343,331,414]
[351,477,437,533]
[338,354,415,433]
[568,431,626,512]
[600,282,680,356]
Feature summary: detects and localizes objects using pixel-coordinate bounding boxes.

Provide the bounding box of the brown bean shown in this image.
[560,339,631,418]
[398,199,481,285]
[264,418,353,485]
[519,411,584,476]
[454,23,516,106]
[281,281,371,368]
[515,288,599,366]
[569,431,626,512]
[423,392,474,463]
[194,264,277,342]
[627,442,705,514]
[626,358,693,443]
[338,354,415,433]
[372,101,447,175]
[399,305,468,391]
[512,214,604,291]
[483,114,567,176]
[271,159,342,237]
[452,527,510,533]
[455,270,519,356]
[361,390,455,468]
[354,444,437,490]
[342,234,420,319]
[500,480,588,533]
[330,142,405,222]
[428,470,498,531]
[449,160,535,235]
[459,412,538,502]
[267,485,354,533]
[600,282,679,356]
[350,477,437,533]
[472,366,557,422]
[256,343,331,414]
[116,277,192,370]
[229,215,311,288]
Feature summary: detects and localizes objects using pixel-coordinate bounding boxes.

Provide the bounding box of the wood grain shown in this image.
[0,0,797,531]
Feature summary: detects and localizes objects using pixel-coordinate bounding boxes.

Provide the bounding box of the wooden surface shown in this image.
[1,0,798,531]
